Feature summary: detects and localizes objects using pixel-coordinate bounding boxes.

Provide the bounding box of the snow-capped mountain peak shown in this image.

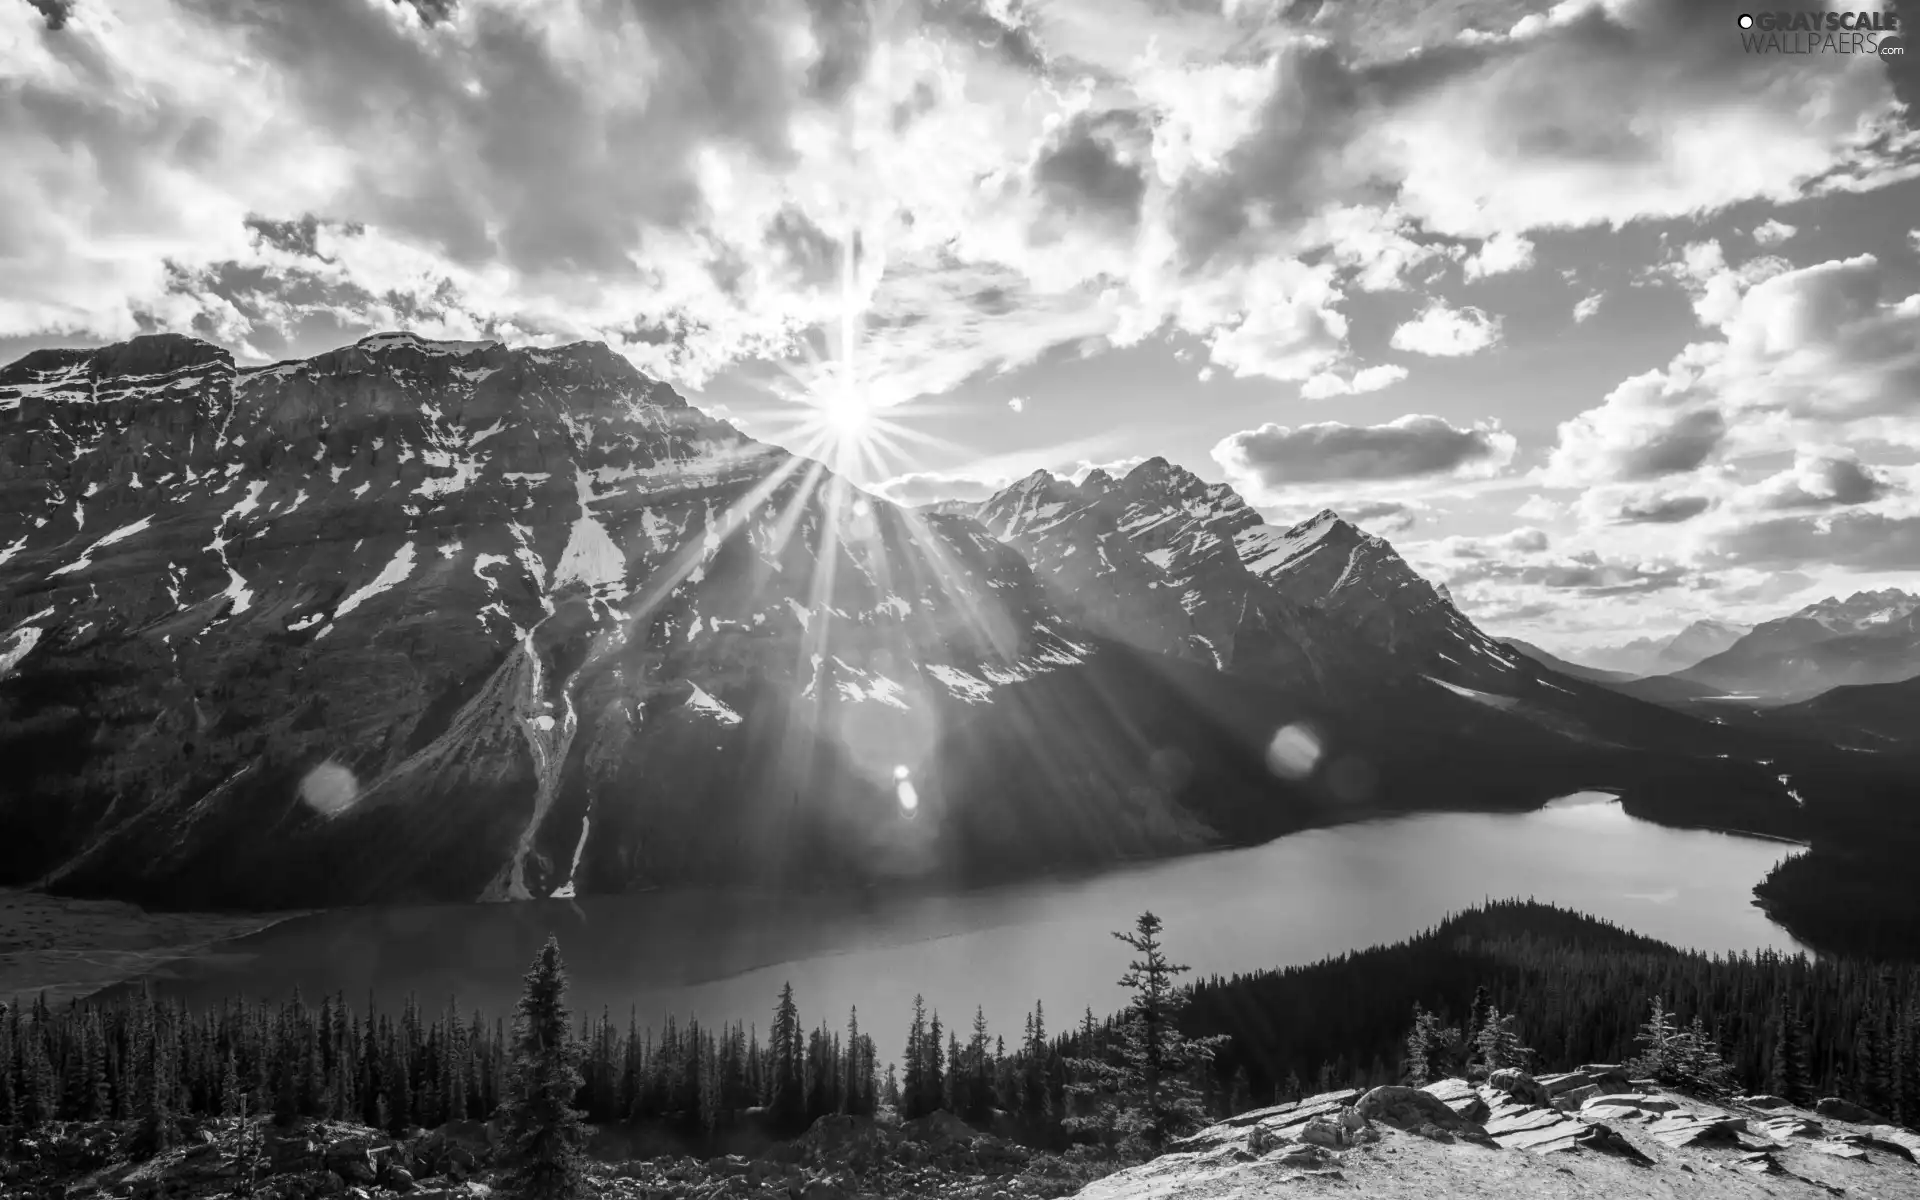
[1793,588,1920,632]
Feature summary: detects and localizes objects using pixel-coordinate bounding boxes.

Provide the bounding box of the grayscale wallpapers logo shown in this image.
[1737,10,1903,55]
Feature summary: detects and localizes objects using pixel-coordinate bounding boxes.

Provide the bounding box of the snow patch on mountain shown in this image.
[925,664,995,704]
[0,625,43,679]
[551,469,627,592]
[685,684,743,725]
[327,541,418,627]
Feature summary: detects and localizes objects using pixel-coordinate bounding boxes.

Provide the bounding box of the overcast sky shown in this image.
[4,0,1920,651]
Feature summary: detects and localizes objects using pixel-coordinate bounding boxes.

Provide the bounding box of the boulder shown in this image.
[1269,1143,1332,1169]
[1570,1122,1653,1164]
[1419,1079,1490,1123]
[1247,1125,1290,1156]
[1759,1115,1823,1141]
[1648,1112,1750,1149]
[1356,1087,1485,1144]
[1215,1101,1300,1130]
[1487,1069,1552,1108]
[1552,1085,1600,1112]
[1814,1096,1883,1124]
[1737,1094,1792,1110]
[323,1139,378,1186]
[1865,1125,1920,1163]
[1299,1108,1374,1149]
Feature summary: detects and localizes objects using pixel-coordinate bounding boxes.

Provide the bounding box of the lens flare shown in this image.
[893,764,911,781]
[896,779,920,813]
[1265,722,1323,781]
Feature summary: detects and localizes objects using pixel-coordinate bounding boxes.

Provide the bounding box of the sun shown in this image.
[815,386,876,437]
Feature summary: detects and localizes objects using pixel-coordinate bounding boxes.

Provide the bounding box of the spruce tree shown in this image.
[1475,1004,1534,1072]
[901,996,929,1119]
[1403,1003,1442,1085]
[499,937,587,1200]
[768,983,804,1132]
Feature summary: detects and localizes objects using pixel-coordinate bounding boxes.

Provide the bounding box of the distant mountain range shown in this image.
[1571,619,1750,677]
[1673,590,1920,702]
[0,331,1895,916]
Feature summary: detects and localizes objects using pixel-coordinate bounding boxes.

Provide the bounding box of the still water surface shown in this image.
[134,795,1803,1037]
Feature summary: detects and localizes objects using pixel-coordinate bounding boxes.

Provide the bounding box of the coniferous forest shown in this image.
[2,901,1917,1163]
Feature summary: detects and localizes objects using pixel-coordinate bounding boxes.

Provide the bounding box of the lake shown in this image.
[123,794,1805,1043]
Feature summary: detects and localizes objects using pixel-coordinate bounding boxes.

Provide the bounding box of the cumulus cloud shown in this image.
[1298,363,1408,400]
[1577,487,1716,525]
[1741,451,1898,511]
[1752,218,1797,247]
[1572,292,1604,323]
[1541,255,1920,488]
[1213,414,1517,490]
[1462,232,1535,280]
[2,0,1910,409]
[1007,395,1026,413]
[872,469,1008,507]
[1388,300,1501,357]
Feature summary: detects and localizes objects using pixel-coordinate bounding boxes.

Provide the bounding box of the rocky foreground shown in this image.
[0,1107,1110,1200]
[1085,1068,1920,1199]
[10,1069,1920,1200]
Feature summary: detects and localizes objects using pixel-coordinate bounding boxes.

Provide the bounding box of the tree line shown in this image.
[3,900,1916,1166]
[1184,900,1920,1126]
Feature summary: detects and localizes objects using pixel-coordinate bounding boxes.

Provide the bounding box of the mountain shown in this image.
[0,332,1257,908]
[1499,638,1636,684]
[1757,675,1920,750]
[1580,618,1749,676]
[0,332,1880,915]
[1673,589,1920,701]
[973,463,1524,692]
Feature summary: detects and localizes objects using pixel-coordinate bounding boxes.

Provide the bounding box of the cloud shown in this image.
[1752,218,1797,246]
[1707,510,1920,572]
[1572,292,1604,323]
[1007,395,1026,413]
[1541,255,1920,487]
[1462,231,1535,280]
[1388,300,1501,357]
[1577,487,1716,525]
[1213,413,1516,489]
[1029,108,1150,233]
[1341,500,1418,536]
[2,0,1915,414]
[1741,451,1898,511]
[872,469,1007,507]
[1298,363,1408,400]
[1514,493,1564,522]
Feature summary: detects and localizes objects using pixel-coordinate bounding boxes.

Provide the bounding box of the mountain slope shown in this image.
[1500,638,1637,684]
[1673,591,1920,701]
[0,334,1898,916]
[0,333,1211,907]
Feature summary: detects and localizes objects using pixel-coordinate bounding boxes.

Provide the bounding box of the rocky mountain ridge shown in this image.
[0,331,1850,910]
[1083,1072,1920,1199]
[1675,589,1920,702]
[0,332,1124,907]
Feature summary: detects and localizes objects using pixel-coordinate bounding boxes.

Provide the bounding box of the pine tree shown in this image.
[1475,1004,1534,1072]
[499,937,587,1200]
[902,996,929,1119]
[1629,996,1733,1095]
[768,983,805,1132]
[1403,1003,1443,1085]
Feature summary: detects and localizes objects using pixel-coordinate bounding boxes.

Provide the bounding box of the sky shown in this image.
[3,0,1920,653]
